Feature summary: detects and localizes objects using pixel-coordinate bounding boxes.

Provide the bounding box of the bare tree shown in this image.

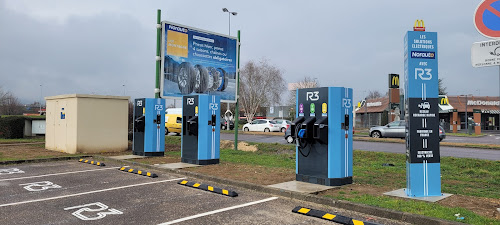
[288,76,318,105]
[438,78,447,95]
[366,90,384,99]
[0,88,23,115]
[239,59,285,122]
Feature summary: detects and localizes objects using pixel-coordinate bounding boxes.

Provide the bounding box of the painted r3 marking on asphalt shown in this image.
[0,166,126,182]
[0,168,25,175]
[0,177,186,208]
[19,181,61,192]
[64,202,123,221]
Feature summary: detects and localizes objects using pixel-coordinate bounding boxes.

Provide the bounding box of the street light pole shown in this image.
[222,8,237,131]
[39,84,42,115]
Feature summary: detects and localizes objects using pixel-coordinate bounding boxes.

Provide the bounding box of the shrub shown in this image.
[0,116,25,138]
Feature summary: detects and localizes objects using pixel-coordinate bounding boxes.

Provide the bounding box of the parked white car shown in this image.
[242,119,281,132]
[272,119,292,132]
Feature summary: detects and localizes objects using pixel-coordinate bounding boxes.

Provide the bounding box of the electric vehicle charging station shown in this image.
[133,98,165,156]
[181,94,220,165]
[291,87,353,186]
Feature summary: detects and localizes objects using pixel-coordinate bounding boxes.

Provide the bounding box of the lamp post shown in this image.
[222,8,237,36]
[39,84,42,115]
[222,8,237,130]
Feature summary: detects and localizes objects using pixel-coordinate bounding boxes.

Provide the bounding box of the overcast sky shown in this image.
[0,0,498,105]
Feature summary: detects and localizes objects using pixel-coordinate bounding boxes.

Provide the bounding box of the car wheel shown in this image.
[281,127,286,132]
[439,138,443,142]
[221,125,226,130]
[264,128,270,132]
[244,127,249,132]
[371,131,381,138]
[194,65,209,93]
[217,68,228,91]
[207,67,219,91]
[286,136,295,143]
[165,128,169,135]
[177,62,195,94]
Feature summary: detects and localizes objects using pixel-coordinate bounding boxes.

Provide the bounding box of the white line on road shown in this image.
[158,197,279,225]
[0,177,186,208]
[0,166,128,182]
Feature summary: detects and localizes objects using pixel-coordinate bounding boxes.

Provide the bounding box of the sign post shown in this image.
[473,0,500,112]
[404,21,441,197]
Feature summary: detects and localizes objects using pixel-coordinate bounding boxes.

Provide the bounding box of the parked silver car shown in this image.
[369,120,445,141]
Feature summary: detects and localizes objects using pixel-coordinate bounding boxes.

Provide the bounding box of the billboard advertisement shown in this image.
[160,21,238,102]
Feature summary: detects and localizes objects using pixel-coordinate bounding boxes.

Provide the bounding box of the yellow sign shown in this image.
[322,103,327,113]
[440,97,449,105]
[357,102,361,108]
[195,106,198,114]
[413,20,425,31]
[166,30,188,58]
[389,74,399,88]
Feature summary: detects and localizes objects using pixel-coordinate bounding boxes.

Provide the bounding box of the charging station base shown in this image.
[181,158,219,165]
[268,181,337,194]
[384,188,452,202]
[296,174,353,186]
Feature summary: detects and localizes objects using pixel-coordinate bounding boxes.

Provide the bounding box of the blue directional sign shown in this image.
[404,30,441,197]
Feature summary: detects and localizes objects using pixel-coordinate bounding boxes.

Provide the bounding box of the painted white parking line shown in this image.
[0,177,186,208]
[157,197,279,225]
[0,166,127,182]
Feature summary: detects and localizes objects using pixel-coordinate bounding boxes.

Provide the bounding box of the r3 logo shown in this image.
[415,68,432,80]
[209,103,218,111]
[187,98,195,105]
[64,202,123,221]
[306,91,319,101]
[19,181,61,192]
[342,99,352,108]
[154,104,164,111]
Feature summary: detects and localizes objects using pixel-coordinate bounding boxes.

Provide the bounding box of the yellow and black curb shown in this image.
[78,159,105,166]
[292,206,380,225]
[178,180,238,197]
[118,167,158,178]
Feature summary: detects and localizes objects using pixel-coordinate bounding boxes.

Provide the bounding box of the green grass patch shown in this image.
[0,138,45,143]
[325,194,498,225]
[165,136,181,145]
[220,148,295,169]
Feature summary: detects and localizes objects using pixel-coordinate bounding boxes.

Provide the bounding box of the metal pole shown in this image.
[227,12,231,130]
[155,9,161,98]
[234,30,241,150]
[39,84,42,114]
[364,98,367,128]
[465,95,468,133]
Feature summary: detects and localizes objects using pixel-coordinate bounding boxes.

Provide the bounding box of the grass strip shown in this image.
[325,194,498,225]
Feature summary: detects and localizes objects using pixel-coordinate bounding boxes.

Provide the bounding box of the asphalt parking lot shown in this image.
[0,160,405,225]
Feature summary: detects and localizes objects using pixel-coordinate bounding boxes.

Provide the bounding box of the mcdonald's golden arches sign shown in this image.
[389,74,399,88]
[413,19,425,31]
[439,96,449,105]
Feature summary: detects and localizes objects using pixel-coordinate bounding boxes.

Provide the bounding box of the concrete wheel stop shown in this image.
[383,188,453,202]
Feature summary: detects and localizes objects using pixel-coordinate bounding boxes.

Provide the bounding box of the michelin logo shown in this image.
[411,51,435,59]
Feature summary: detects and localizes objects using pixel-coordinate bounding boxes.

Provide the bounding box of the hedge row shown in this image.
[0,116,25,139]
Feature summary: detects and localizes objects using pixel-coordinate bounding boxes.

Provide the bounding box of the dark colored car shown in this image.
[370,121,446,141]
[221,118,235,130]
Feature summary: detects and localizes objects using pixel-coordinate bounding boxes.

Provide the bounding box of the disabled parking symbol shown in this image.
[474,0,500,38]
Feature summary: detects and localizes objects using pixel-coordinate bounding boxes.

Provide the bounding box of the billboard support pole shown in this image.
[155,9,161,98]
[234,30,241,150]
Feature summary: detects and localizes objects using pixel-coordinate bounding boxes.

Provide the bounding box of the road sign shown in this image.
[474,0,500,39]
[471,40,500,67]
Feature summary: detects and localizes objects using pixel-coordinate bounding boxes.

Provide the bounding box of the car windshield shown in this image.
[388,121,400,126]
[269,121,277,124]
[286,120,291,124]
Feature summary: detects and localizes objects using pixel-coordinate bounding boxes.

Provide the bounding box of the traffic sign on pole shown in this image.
[471,40,500,67]
[474,0,500,39]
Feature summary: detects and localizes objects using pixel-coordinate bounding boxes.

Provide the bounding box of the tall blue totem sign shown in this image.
[404,22,441,197]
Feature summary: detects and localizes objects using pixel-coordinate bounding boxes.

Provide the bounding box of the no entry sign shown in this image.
[474,0,500,39]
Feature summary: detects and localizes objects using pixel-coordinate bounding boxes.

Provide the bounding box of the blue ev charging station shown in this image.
[181,94,220,165]
[404,29,441,197]
[133,98,165,156]
[291,87,353,186]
